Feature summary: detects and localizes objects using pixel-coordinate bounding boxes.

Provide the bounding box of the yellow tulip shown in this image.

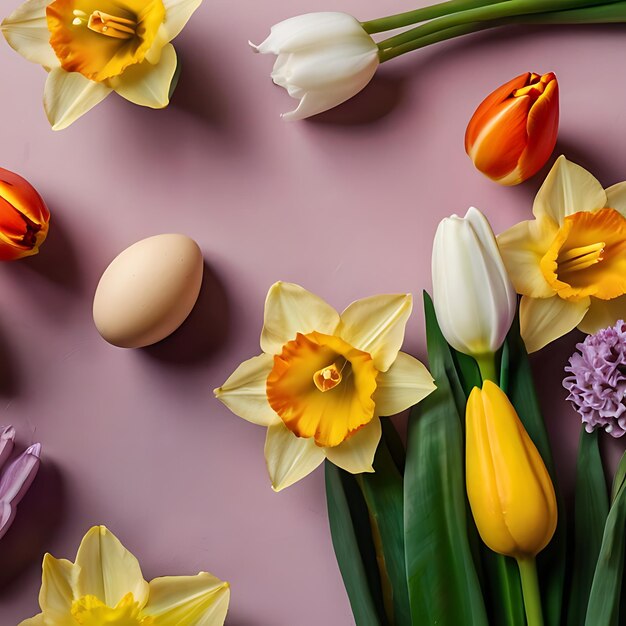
[2,0,202,130]
[19,525,230,626]
[466,381,556,559]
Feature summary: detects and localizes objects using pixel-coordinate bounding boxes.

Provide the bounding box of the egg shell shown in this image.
[93,234,204,348]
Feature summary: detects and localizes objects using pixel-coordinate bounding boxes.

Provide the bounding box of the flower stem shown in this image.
[516,557,544,626]
[476,353,498,384]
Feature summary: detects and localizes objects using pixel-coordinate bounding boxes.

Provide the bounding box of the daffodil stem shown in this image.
[476,353,498,384]
[516,557,544,626]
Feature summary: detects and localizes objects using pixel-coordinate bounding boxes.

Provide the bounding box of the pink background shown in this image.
[0,1,625,624]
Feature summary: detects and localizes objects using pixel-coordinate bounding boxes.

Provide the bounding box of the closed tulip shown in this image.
[0,167,49,261]
[466,381,557,558]
[465,72,559,185]
[431,207,516,362]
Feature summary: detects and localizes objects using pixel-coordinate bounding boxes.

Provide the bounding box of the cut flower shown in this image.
[20,525,230,626]
[2,0,203,129]
[215,282,435,491]
[498,155,626,352]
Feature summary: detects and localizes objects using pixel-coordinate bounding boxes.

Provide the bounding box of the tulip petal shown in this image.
[520,295,590,353]
[145,573,229,626]
[39,555,77,620]
[324,417,381,474]
[1,0,60,68]
[214,354,280,427]
[498,216,558,298]
[75,526,149,609]
[162,0,203,41]
[44,69,113,131]
[0,425,15,470]
[0,443,41,503]
[605,182,626,216]
[112,44,177,109]
[260,282,340,355]
[577,295,626,335]
[18,615,45,626]
[337,294,412,372]
[0,500,15,540]
[264,421,325,491]
[373,352,435,416]
[533,156,607,224]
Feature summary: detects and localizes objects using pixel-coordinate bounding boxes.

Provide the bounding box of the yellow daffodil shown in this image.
[498,155,626,352]
[215,282,435,491]
[20,525,230,626]
[2,0,202,130]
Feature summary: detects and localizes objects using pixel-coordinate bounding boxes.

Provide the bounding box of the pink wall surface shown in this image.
[0,1,624,624]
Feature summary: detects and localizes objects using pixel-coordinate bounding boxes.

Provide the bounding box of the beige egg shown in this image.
[93,234,204,348]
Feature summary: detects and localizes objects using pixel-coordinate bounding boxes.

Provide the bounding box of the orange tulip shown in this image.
[0,167,50,261]
[465,72,559,186]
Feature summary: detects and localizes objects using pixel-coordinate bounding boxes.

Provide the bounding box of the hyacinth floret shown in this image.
[563,320,626,437]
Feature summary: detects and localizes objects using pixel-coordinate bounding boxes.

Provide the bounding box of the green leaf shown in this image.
[381,418,405,475]
[403,293,488,626]
[567,429,609,626]
[359,432,411,626]
[325,462,387,626]
[504,313,566,626]
[584,451,626,626]
[611,450,626,503]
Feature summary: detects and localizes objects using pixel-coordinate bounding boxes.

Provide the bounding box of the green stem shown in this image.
[377,0,621,51]
[362,0,503,33]
[476,353,498,384]
[517,557,544,626]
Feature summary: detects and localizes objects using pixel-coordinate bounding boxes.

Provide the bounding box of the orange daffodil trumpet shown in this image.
[215,282,435,491]
[0,167,49,260]
[1,0,203,130]
[20,525,230,626]
[498,156,626,353]
[465,72,559,185]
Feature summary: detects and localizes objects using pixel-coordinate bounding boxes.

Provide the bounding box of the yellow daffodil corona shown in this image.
[2,0,203,129]
[20,525,230,626]
[215,282,435,491]
[498,155,626,352]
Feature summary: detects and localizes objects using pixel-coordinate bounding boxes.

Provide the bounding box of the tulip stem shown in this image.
[476,353,498,384]
[516,557,544,626]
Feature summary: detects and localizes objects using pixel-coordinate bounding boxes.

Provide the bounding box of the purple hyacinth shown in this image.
[0,425,41,540]
[563,320,626,437]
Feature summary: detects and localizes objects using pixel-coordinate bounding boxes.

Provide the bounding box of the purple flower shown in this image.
[563,320,626,437]
[0,426,41,540]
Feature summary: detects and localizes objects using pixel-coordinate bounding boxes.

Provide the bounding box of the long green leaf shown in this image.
[326,462,387,626]
[567,429,608,626]
[584,452,626,626]
[504,313,566,626]
[360,430,411,626]
[403,293,488,626]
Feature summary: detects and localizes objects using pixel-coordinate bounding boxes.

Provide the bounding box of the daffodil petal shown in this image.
[337,294,412,372]
[606,182,626,217]
[1,0,59,69]
[44,69,112,131]
[145,573,229,626]
[39,555,76,621]
[520,295,590,353]
[532,155,607,224]
[162,0,203,41]
[373,352,435,416]
[17,615,45,626]
[578,295,626,334]
[324,417,381,474]
[112,44,177,109]
[264,421,325,491]
[260,282,340,355]
[214,354,280,427]
[75,526,149,609]
[498,217,558,298]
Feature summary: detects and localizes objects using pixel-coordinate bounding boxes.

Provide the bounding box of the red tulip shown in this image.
[0,167,50,260]
[465,72,559,185]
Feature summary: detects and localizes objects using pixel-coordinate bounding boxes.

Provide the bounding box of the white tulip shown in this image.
[251,12,379,120]
[432,207,517,358]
